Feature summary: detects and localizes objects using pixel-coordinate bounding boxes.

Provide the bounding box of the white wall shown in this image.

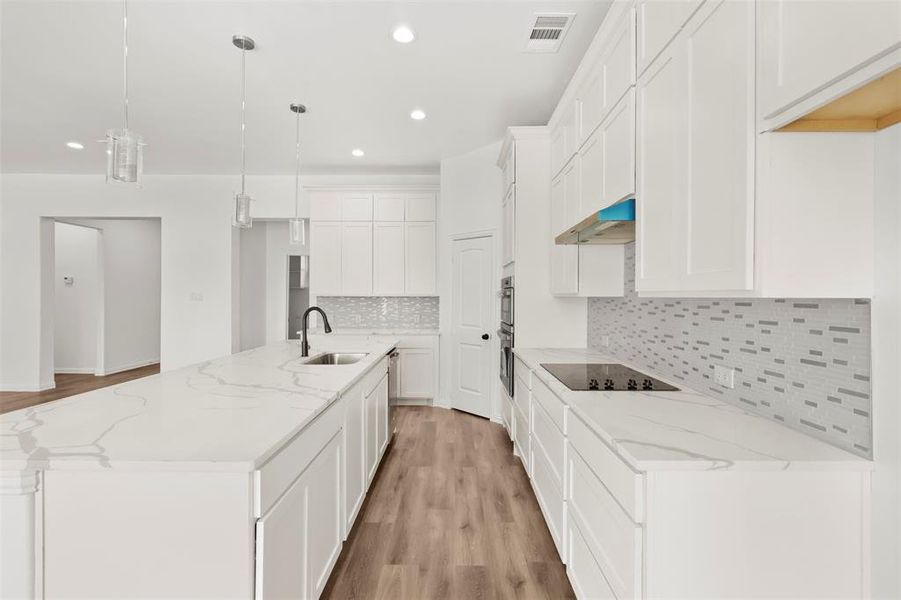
[438,141,503,416]
[68,218,162,375]
[238,224,268,351]
[871,123,901,600]
[53,222,100,374]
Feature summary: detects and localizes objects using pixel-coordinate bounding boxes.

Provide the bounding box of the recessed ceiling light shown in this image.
[351,148,365,157]
[66,141,84,150]
[410,109,426,121]
[392,26,415,44]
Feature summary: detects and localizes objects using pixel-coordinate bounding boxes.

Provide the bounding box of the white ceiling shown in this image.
[0,0,611,175]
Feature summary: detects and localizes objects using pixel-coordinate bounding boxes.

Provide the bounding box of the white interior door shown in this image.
[450,235,494,418]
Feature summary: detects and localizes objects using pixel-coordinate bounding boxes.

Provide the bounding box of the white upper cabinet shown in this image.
[577,127,603,220]
[405,222,437,295]
[373,193,405,221]
[758,0,901,126]
[340,222,373,296]
[502,141,516,193]
[373,222,405,295]
[550,172,579,296]
[341,192,373,221]
[502,185,515,266]
[600,89,636,210]
[636,0,705,76]
[405,193,437,222]
[579,8,636,144]
[637,0,754,293]
[309,191,342,221]
[310,221,343,295]
[550,102,579,177]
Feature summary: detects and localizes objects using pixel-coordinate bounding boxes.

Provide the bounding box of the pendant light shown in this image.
[232,35,255,229]
[105,0,144,185]
[288,103,307,245]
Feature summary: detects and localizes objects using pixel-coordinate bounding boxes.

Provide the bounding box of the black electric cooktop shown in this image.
[540,363,679,392]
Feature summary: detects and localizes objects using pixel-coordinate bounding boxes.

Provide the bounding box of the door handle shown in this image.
[481,333,490,340]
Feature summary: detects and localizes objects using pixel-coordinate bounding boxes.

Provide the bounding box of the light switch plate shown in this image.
[714,365,735,389]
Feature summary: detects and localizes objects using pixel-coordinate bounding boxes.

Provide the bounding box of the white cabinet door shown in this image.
[636,32,684,292]
[636,0,704,76]
[306,433,343,599]
[255,432,342,600]
[373,222,405,295]
[255,473,308,600]
[310,221,343,295]
[551,103,579,177]
[550,172,579,296]
[600,89,636,210]
[397,348,435,399]
[405,193,437,222]
[343,381,366,534]
[680,0,754,291]
[758,0,901,120]
[577,127,603,220]
[501,142,516,193]
[340,222,373,296]
[561,157,581,229]
[404,222,436,295]
[341,192,373,221]
[376,375,389,456]
[579,7,636,143]
[310,191,341,221]
[637,0,754,293]
[373,193,405,221]
[502,186,515,266]
[364,381,379,485]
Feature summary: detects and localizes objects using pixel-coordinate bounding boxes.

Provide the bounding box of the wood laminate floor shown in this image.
[0,364,161,414]
[323,406,574,600]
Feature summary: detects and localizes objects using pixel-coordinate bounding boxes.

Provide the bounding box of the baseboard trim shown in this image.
[389,397,433,407]
[0,380,56,392]
[97,358,160,377]
[54,367,97,375]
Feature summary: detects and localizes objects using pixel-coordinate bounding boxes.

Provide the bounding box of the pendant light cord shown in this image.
[240,46,247,195]
[294,108,301,218]
[123,0,129,131]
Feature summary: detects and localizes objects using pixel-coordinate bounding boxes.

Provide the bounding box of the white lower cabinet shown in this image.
[365,373,388,485]
[566,516,618,600]
[530,437,566,561]
[396,347,434,399]
[255,431,342,600]
[343,377,367,535]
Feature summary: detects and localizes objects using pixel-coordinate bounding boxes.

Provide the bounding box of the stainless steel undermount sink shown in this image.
[304,352,368,365]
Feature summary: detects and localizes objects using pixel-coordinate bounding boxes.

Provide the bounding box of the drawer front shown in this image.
[513,403,530,474]
[513,368,531,418]
[566,518,617,600]
[532,374,566,434]
[531,397,565,491]
[513,356,531,389]
[568,411,644,522]
[531,440,566,561]
[255,398,344,517]
[568,445,643,599]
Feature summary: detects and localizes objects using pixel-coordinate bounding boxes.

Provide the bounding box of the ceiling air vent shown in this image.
[524,13,574,53]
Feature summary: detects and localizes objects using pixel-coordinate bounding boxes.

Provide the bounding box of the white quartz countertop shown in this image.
[323,328,439,336]
[0,338,396,473]
[514,348,872,472]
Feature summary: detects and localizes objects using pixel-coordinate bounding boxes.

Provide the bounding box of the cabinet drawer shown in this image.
[568,445,643,599]
[513,403,530,474]
[530,440,566,562]
[513,368,531,418]
[514,356,531,389]
[568,411,644,522]
[531,375,566,434]
[255,398,344,517]
[566,518,617,600]
[531,396,565,492]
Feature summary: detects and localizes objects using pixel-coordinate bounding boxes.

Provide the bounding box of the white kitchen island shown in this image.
[0,338,397,599]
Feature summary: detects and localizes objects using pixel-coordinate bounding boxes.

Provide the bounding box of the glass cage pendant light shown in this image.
[105,0,144,185]
[288,103,307,245]
[233,35,256,229]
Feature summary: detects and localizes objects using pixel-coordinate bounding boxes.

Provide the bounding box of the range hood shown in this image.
[555,198,635,245]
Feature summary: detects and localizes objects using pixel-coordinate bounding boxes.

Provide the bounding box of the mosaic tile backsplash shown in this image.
[316,296,439,330]
[588,243,872,457]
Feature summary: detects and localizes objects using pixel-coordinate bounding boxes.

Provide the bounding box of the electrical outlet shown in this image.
[189,292,204,302]
[714,365,735,389]
[601,335,610,347]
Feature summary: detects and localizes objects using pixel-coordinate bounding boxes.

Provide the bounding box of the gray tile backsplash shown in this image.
[588,243,872,457]
[316,296,439,330]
